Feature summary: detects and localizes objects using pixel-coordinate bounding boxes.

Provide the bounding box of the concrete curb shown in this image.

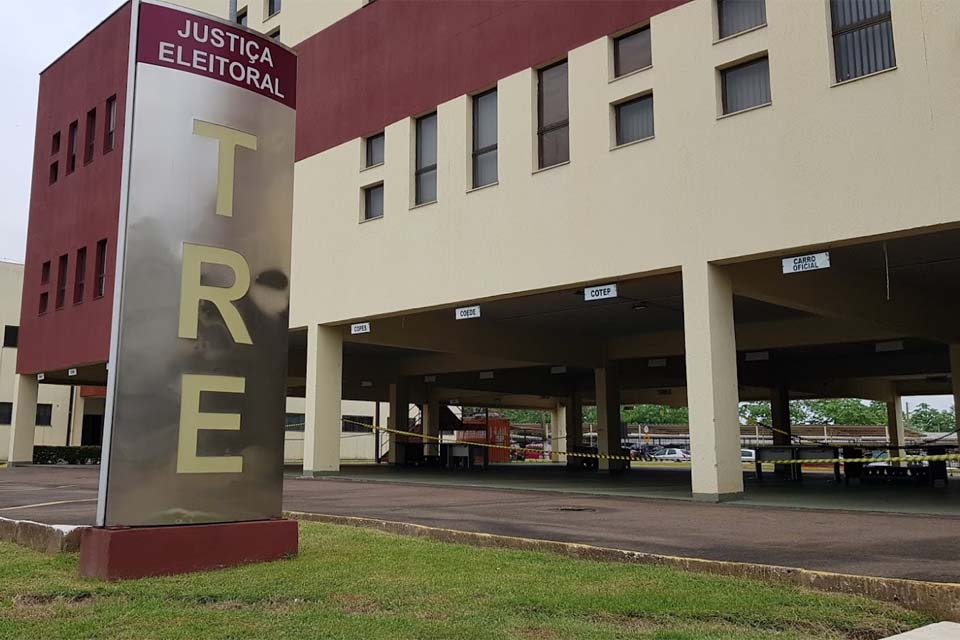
[284,510,960,622]
[0,516,86,554]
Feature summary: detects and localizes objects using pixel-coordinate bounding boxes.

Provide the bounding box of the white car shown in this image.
[741,449,756,463]
[653,448,691,462]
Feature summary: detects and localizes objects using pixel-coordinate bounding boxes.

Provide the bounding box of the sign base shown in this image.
[79,519,298,580]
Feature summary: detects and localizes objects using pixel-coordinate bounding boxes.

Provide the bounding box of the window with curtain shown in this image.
[615,94,654,146]
[472,89,498,188]
[718,0,766,39]
[831,0,895,83]
[364,183,384,220]
[537,61,569,169]
[415,113,437,204]
[614,26,651,77]
[721,57,771,115]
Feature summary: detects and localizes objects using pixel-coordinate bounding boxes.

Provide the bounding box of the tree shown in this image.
[622,404,689,424]
[498,409,550,425]
[801,399,887,425]
[907,403,955,433]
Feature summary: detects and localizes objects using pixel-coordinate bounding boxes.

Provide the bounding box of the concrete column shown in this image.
[565,393,584,467]
[551,401,566,463]
[8,374,38,465]
[886,392,905,467]
[423,397,440,456]
[770,384,791,477]
[68,388,85,447]
[951,345,960,435]
[682,261,743,501]
[388,381,409,464]
[595,365,627,472]
[303,324,343,477]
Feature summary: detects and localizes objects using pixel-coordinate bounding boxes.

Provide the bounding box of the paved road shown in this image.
[2,466,959,582]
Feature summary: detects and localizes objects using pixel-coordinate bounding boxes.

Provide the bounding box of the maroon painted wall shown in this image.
[295,0,689,161]
[18,3,131,374]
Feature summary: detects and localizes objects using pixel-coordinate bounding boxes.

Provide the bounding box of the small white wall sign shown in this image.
[782,252,830,274]
[351,322,371,335]
[455,305,481,320]
[584,283,618,301]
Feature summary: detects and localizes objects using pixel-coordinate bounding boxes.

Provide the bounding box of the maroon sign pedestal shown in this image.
[79,519,298,580]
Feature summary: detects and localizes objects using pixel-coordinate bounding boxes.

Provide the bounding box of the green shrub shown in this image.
[32,446,101,465]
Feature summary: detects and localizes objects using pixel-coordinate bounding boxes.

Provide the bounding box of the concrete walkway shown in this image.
[2,465,959,583]
[884,622,960,638]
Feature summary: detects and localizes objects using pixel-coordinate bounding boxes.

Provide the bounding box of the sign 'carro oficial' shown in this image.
[97,0,297,527]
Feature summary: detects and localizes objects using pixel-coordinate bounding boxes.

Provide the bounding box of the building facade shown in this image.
[13,0,960,500]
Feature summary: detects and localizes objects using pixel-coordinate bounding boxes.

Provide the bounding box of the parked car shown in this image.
[652,448,691,462]
[741,449,756,463]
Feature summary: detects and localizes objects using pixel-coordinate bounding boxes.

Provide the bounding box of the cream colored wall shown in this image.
[0,262,73,459]
[283,397,385,462]
[290,0,960,328]
[181,0,364,45]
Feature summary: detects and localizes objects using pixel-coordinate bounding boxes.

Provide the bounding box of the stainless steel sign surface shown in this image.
[97,0,297,526]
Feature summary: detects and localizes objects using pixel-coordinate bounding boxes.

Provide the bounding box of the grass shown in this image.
[0,522,931,640]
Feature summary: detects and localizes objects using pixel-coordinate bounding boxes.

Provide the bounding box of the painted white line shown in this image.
[0,499,97,512]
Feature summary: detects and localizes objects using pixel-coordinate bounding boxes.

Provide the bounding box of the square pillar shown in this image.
[388,381,409,464]
[303,325,343,477]
[8,374,39,465]
[564,393,584,467]
[423,397,440,456]
[682,261,743,501]
[550,401,566,463]
[595,365,627,472]
[770,384,792,477]
[886,391,905,467]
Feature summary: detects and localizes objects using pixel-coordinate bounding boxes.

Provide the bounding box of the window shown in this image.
[41,261,51,285]
[268,27,280,40]
[343,415,373,433]
[2,325,17,348]
[537,61,569,169]
[718,0,766,38]
[365,132,384,167]
[84,108,96,164]
[237,7,248,26]
[74,247,87,304]
[615,94,654,146]
[830,0,895,83]
[104,95,117,152]
[36,404,52,427]
[55,254,68,309]
[472,89,498,188]
[38,293,49,315]
[267,0,281,17]
[67,121,78,174]
[94,239,108,298]
[51,131,61,155]
[285,413,304,432]
[49,162,59,185]
[363,183,384,221]
[614,26,652,77]
[721,56,771,115]
[415,112,437,205]
[0,402,11,425]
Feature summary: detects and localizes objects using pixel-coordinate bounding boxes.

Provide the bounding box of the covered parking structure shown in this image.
[291,228,960,504]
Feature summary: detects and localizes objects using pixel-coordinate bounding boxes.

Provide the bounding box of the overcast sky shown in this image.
[1,2,954,413]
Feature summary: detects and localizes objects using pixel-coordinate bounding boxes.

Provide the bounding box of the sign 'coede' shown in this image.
[96,0,296,527]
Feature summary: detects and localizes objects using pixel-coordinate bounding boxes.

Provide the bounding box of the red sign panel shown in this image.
[136,2,296,109]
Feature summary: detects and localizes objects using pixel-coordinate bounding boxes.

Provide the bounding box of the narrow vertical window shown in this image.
[237,7,248,25]
[363,183,384,220]
[718,0,767,38]
[104,95,117,152]
[831,0,895,83]
[39,293,49,315]
[84,108,97,164]
[721,56,771,115]
[67,121,78,174]
[51,131,61,155]
[35,404,52,427]
[94,239,108,298]
[268,27,280,40]
[3,326,18,348]
[268,0,281,17]
[365,132,384,167]
[615,94,654,146]
[49,162,59,185]
[41,261,51,285]
[472,89,498,189]
[537,61,569,169]
[74,247,87,304]
[55,254,68,309]
[614,26,652,77]
[415,112,437,205]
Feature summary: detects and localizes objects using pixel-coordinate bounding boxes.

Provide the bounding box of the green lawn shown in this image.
[0,522,930,640]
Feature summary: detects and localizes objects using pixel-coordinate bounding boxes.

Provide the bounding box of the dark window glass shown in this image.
[67,121,78,174]
[721,57,771,114]
[51,132,61,154]
[0,402,11,425]
[268,0,281,16]
[364,184,384,220]
[615,94,655,146]
[285,413,304,431]
[472,89,498,188]
[55,254,68,309]
[237,8,247,25]
[39,292,49,315]
[366,132,384,167]
[49,162,59,185]
[537,61,569,169]
[104,95,117,152]
[831,0,895,83]
[95,239,108,298]
[343,415,373,433]
[2,325,18,348]
[74,247,87,304]
[415,112,437,204]
[614,27,652,77]
[718,0,767,38]
[36,404,52,427]
[40,261,50,285]
[268,27,280,40]
[84,108,96,164]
